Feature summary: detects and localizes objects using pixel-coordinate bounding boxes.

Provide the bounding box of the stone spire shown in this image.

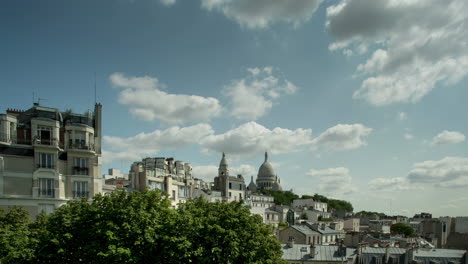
[265,151,268,162]
[218,152,229,176]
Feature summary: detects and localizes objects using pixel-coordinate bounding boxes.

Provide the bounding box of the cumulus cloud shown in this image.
[192,164,257,182]
[327,0,468,105]
[368,177,416,191]
[160,0,176,6]
[201,121,312,156]
[110,73,222,125]
[201,0,323,29]
[398,112,407,121]
[431,130,465,145]
[404,133,413,140]
[306,167,357,197]
[102,123,214,163]
[407,157,468,188]
[311,124,372,151]
[371,157,468,190]
[223,67,297,120]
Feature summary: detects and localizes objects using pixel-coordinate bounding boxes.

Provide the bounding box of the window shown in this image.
[172,190,176,200]
[38,178,55,198]
[150,181,165,191]
[74,181,89,198]
[38,126,53,144]
[229,182,232,188]
[75,131,86,146]
[73,158,88,175]
[229,192,231,197]
[38,153,54,169]
[239,193,242,200]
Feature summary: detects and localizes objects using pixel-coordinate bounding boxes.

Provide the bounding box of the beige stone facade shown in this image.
[0,103,103,218]
[129,157,211,208]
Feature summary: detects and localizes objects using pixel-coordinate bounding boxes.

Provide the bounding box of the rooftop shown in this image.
[281,244,355,261]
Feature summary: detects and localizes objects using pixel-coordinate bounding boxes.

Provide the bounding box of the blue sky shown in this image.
[2,0,468,217]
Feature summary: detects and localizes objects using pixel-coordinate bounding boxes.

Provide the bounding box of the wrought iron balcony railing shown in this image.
[38,189,55,198]
[73,191,89,199]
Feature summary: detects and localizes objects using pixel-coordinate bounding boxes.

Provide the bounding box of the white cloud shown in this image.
[431,130,465,145]
[368,177,416,191]
[160,0,176,6]
[367,157,468,191]
[327,0,468,105]
[223,67,297,120]
[398,112,407,121]
[404,133,413,140]
[407,157,468,188]
[192,164,257,182]
[311,124,372,151]
[110,73,222,125]
[306,167,357,197]
[102,123,214,163]
[201,0,323,29]
[201,121,313,156]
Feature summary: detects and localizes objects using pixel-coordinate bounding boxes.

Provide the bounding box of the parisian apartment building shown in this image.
[0,103,103,218]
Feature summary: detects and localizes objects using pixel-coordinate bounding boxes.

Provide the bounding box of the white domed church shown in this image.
[248,152,282,192]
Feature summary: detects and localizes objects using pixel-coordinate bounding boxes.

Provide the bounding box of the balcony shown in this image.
[0,132,12,144]
[73,191,89,199]
[68,140,95,151]
[38,188,55,198]
[73,166,89,175]
[33,137,58,147]
[37,163,55,169]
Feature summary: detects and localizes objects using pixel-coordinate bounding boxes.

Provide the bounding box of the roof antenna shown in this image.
[94,72,97,105]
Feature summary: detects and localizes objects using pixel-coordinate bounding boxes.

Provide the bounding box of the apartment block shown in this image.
[0,103,103,218]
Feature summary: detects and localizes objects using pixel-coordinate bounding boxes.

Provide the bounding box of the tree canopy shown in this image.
[260,190,299,206]
[1,190,287,264]
[390,223,415,237]
[261,190,354,212]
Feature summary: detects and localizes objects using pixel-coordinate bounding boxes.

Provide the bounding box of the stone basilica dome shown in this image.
[257,152,275,179]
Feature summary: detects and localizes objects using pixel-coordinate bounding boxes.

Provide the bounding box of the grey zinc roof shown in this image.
[414,249,467,264]
[361,247,407,255]
[281,244,355,261]
[414,249,466,258]
[290,225,319,236]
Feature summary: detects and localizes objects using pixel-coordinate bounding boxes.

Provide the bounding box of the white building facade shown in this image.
[0,103,103,218]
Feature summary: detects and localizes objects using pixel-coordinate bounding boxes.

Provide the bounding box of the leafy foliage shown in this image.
[0,207,45,264]
[391,223,415,237]
[356,210,387,217]
[1,190,287,264]
[260,190,299,206]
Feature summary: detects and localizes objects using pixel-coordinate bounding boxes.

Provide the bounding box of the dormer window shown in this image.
[38,126,53,144]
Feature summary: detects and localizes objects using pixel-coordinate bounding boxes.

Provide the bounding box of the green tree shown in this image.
[35,190,175,263]
[260,190,299,205]
[174,198,287,264]
[390,223,415,237]
[0,206,40,263]
[33,190,287,264]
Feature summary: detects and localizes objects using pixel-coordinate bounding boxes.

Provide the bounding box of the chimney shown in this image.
[385,244,390,264]
[309,245,316,258]
[287,237,295,248]
[94,103,102,154]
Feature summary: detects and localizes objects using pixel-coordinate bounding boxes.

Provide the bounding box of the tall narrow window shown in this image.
[39,178,55,198]
[74,181,89,198]
[38,153,54,169]
[73,158,88,175]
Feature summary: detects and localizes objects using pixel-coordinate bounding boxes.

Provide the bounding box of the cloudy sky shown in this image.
[2,0,468,217]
